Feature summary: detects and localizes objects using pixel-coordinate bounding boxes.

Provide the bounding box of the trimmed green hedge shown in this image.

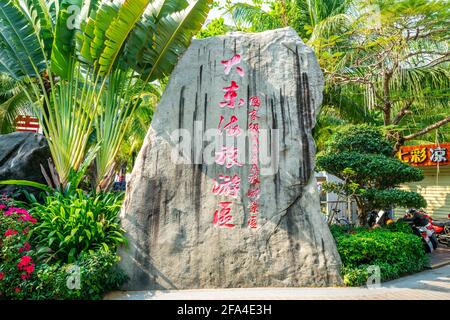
[330,223,429,286]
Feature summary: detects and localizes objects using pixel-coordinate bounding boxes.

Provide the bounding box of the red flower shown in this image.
[17,255,33,271]
[24,264,35,274]
[0,272,4,280]
[22,227,29,235]
[20,273,30,280]
[19,242,31,253]
[15,287,21,293]
[4,229,18,237]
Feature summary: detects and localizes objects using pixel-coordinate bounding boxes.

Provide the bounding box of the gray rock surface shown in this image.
[120,27,342,290]
[0,132,51,196]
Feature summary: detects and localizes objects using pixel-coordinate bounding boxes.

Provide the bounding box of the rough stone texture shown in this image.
[0,132,51,196]
[120,27,342,290]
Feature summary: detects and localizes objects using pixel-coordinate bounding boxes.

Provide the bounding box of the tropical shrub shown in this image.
[0,201,39,298]
[31,250,127,300]
[317,125,426,225]
[30,190,126,263]
[0,194,127,300]
[330,224,429,286]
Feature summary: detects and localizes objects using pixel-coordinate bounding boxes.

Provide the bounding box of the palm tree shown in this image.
[0,0,212,190]
[227,0,352,39]
[311,0,450,150]
[0,74,34,134]
[228,0,450,150]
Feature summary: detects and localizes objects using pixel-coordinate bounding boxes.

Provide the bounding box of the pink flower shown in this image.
[16,211,37,224]
[0,204,5,211]
[4,207,27,216]
[15,287,21,293]
[0,272,4,280]
[4,229,18,237]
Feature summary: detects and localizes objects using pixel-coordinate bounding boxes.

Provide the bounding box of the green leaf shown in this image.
[0,179,52,193]
[50,0,82,79]
[0,0,47,79]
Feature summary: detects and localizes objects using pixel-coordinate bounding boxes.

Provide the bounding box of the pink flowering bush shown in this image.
[0,196,38,299]
[0,192,127,300]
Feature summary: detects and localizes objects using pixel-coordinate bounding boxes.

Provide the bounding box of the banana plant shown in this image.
[0,0,212,190]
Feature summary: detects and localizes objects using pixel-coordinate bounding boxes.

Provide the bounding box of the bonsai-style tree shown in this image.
[316,125,426,226]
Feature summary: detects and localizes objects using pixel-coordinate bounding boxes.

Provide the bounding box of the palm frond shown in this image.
[0,0,47,79]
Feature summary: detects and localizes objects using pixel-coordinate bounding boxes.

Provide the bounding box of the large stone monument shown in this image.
[120,27,342,290]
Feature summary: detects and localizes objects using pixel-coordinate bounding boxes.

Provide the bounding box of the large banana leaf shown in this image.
[14,0,54,57]
[50,0,83,79]
[0,0,47,79]
[137,0,212,81]
[79,0,150,76]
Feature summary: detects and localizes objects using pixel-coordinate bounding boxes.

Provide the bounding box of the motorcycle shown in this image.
[401,209,438,253]
[428,213,450,247]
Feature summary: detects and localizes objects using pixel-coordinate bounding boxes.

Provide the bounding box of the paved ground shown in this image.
[105,265,450,300]
[430,246,450,268]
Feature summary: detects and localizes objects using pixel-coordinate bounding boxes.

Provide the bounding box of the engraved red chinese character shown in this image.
[248,109,260,121]
[248,165,260,184]
[215,146,243,168]
[247,187,261,201]
[248,201,259,214]
[249,96,261,107]
[219,81,245,109]
[218,115,241,137]
[248,215,257,229]
[212,174,241,198]
[221,54,241,75]
[213,201,235,229]
[248,122,260,133]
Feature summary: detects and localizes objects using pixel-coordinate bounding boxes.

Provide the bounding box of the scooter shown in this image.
[401,209,438,253]
[428,213,450,247]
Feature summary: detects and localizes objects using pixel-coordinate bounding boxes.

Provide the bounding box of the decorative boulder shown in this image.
[120,27,342,290]
[0,132,51,197]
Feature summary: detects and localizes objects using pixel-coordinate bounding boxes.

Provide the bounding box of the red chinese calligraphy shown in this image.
[248,109,260,121]
[248,122,260,134]
[218,115,241,137]
[219,81,245,109]
[215,146,242,168]
[247,215,257,229]
[212,174,241,198]
[236,66,245,77]
[248,201,259,214]
[221,54,241,75]
[249,96,261,107]
[247,187,261,201]
[213,201,235,229]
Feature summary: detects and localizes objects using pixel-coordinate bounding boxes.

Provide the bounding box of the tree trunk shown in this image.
[355,197,367,226]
